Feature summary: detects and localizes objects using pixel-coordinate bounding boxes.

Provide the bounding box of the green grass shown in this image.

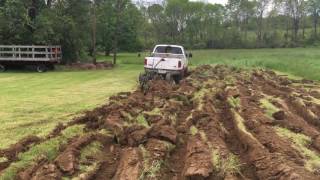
[260,98,280,118]
[189,48,320,80]
[211,150,242,176]
[190,125,199,136]
[227,97,241,109]
[0,64,141,149]
[100,48,320,80]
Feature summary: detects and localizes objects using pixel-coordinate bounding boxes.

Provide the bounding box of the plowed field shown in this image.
[1,65,320,180]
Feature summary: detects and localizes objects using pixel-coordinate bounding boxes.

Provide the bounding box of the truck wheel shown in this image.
[36,65,47,73]
[0,64,6,72]
[166,73,176,83]
[173,75,182,84]
[165,73,171,81]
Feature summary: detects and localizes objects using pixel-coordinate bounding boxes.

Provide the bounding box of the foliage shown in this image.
[0,0,142,63]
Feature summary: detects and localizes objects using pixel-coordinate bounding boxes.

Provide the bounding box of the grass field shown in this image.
[0,48,320,149]
[0,64,141,149]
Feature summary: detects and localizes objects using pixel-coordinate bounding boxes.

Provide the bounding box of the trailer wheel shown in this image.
[47,64,55,71]
[0,64,6,72]
[36,65,47,73]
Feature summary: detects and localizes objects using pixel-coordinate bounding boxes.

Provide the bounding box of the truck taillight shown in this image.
[178,61,182,68]
[144,59,147,65]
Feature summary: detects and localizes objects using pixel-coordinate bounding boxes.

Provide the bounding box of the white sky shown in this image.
[208,0,228,5]
[137,0,228,5]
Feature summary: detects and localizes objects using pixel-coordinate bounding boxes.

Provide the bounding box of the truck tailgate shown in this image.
[145,57,182,70]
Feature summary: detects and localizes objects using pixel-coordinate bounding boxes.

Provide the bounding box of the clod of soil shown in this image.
[0,135,41,161]
[113,148,143,180]
[182,136,213,178]
[273,111,286,120]
[149,124,177,144]
[55,134,95,174]
[313,135,320,151]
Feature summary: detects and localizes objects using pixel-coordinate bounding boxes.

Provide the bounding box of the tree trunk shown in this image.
[256,11,263,47]
[293,18,299,43]
[113,0,122,65]
[314,13,318,38]
[47,0,52,8]
[91,1,97,64]
[105,49,110,56]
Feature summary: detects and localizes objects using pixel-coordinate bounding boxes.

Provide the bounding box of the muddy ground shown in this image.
[1,65,320,180]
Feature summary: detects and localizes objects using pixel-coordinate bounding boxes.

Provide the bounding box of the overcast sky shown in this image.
[138,0,228,5]
[207,0,227,5]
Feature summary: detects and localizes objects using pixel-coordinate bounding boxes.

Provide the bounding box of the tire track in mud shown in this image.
[2,65,320,180]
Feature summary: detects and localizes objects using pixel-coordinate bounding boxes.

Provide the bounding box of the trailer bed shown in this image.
[0,45,62,72]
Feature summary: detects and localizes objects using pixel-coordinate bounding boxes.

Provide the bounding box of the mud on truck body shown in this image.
[0,45,62,72]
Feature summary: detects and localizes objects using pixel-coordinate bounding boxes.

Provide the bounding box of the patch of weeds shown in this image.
[139,146,163,179]
[228,97,240,109]
[0,157,8,163]
[260,98,279,118]
[73,162,99,180]
[190,126,199,136]
[225,76,236,85]
[163,141,176,153]
[144,107,162,116]
[80,141,103,162]
[199,131,208,142]
[211,150,221,170]
[275,127,320,173]
[136,114,149,128]
[168,113,177,125]
[193,88,208,111]
[172,94,191,106]
[211,150,242,176]
[120,111,133,121]
[78,141,103,176]
[98,129,111,136]
[0,125,84,180]
[232,110,259,143]
[140,160,163,179]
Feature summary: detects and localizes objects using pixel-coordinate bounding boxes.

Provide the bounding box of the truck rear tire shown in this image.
[0,64,6,72]
[36,65,47,73]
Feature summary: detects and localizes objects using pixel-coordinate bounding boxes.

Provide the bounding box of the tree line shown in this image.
[0,0,320,63]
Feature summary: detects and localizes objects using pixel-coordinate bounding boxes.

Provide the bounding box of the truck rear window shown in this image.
[155,46,183,54]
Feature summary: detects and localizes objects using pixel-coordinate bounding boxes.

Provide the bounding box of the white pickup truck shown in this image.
[144,44,188,82]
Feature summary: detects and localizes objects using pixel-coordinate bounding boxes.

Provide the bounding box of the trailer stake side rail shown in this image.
[0,45,62,72]
[0,45,62,62]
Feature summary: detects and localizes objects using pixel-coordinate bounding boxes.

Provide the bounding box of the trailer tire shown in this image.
[0,64,6,72]
[47,64,55,71]
[36,65,47,73]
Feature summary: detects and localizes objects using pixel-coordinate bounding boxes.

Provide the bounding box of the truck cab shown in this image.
[144,44,188,82]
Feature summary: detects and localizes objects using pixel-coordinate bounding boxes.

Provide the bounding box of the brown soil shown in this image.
[3,65,320,180]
